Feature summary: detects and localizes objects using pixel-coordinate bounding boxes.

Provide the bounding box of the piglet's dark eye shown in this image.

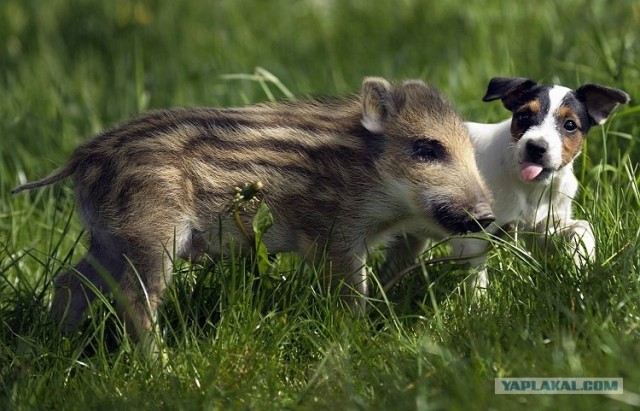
[412,139,445,162]
[564,119,578,132]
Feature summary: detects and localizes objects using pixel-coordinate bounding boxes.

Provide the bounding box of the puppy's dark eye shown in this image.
[563,119,578,132]
[412,139,445,162]
[515,111,531,126]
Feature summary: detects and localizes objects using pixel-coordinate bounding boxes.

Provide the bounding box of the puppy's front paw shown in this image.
[564,219,595,266]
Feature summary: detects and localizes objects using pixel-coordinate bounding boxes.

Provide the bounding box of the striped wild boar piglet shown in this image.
[13,77,494,342]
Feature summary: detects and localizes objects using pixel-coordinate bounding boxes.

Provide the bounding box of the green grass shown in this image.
[2,0,640,409]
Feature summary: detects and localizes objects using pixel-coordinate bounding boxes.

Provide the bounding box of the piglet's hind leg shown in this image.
[50,232,127,334]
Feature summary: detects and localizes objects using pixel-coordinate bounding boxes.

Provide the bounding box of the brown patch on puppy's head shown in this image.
[510,98,544,142]
[525,99,542,114]
[556,101,587,167]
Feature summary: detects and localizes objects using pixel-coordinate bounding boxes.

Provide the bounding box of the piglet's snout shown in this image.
[464,202,495,233]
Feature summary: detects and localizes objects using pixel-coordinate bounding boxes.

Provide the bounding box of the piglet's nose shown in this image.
[466,202,495,232]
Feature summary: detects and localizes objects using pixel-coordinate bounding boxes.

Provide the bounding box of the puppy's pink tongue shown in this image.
[520,162,544,181]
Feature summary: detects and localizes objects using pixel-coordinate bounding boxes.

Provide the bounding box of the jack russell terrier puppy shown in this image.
[381,77,629,292]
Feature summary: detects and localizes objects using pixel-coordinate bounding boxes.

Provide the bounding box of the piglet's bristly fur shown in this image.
[14,77,493,344]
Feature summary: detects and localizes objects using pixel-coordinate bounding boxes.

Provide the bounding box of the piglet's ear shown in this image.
[361,77,394,134]
[482,77,538,111]
[575,84,630,125]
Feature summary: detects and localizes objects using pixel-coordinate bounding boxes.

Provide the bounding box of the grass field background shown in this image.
[1,0,640,409]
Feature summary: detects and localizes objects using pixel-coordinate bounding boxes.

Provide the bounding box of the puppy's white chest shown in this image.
[491,185,548,227]
[521,188,553,226]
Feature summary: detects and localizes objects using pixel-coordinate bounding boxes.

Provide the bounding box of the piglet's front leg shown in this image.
[449,236,492,295]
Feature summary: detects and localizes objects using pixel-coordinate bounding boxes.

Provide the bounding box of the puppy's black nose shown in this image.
[525,139,549,162]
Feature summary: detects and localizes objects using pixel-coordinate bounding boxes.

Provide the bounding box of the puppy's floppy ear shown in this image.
[482,77,538,111]
[361,77,394,134]
[575,84,630,125]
